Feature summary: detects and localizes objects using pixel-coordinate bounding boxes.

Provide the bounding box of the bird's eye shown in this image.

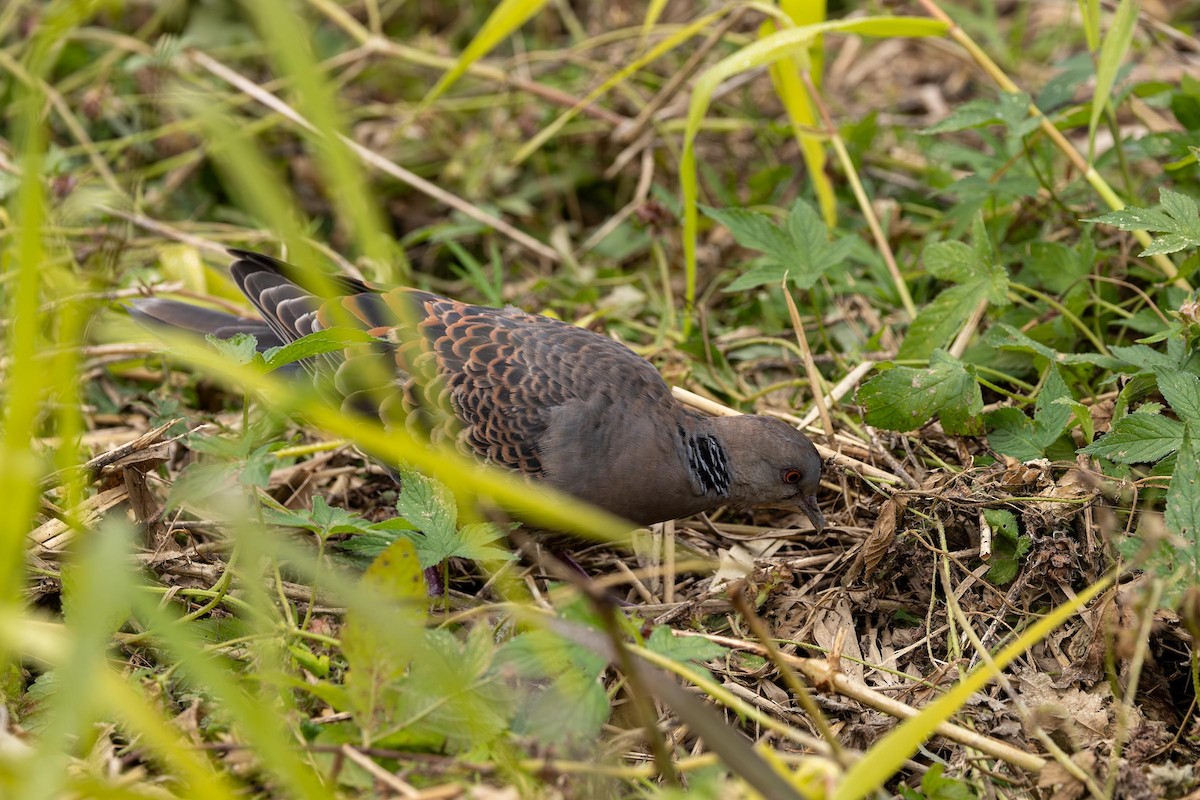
[782,468,802,484]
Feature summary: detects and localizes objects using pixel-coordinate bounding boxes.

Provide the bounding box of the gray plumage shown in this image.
[131,249,825,529]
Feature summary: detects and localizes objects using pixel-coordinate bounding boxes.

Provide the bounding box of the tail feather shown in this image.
[128,297,287,350]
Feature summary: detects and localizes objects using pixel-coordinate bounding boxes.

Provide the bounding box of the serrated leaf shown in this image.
[985,408,1043,462]
[898,283,983,360]
[1109,343,1177,372]
[923,240,976,283]
[710,200,855,292]
[1080,413,1185,464]
[646,627,726,664]
[342,538,425,736]
[1033,366,1074,446]
[984,323,1122,368]
[1156,367,1200,427]
[513,668,609,746]
[1055,397,1095,444]
[1164,430,1200,587]
[702,205,796,264]
[206,331,260,366]
[1086,188,1200,256]
[859,351,983,435]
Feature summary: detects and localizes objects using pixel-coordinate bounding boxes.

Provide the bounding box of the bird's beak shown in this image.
[797,495,825,532]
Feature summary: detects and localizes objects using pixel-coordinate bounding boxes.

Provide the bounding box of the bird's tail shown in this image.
[128,297,288,351]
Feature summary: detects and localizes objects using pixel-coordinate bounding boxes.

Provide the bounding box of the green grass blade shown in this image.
[1076,0,1101,51]
[240,0,390,261]
[1088,0,1140,162]
[680,16,947,332]
[833,571,1115,800]
[424,0,549,105]
[511,8,727,165]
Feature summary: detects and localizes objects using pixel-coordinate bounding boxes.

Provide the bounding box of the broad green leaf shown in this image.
[901,216,1008,359]
[1089,0,1139,158]
[1080,412,1184,463]
[921,92,1036,137]
[401,626,511,752]
[262,327,379,372]
[985,323,1121,368]
[898,283,984,360]
[1033,366,1075,446]
[342,538,425,739]
[1156,367,1200,427]
[1055,397,1095,444]
[709,201,854,291]
[1164,430,1200,591]
[423,0,549,104]
[1086,188,1200,256]
[923,240,976,283]
[394,467,514,567]
[513,667,610,746]
[646,626,725,683]
[645,626,727,665]
[702,206,797,265]
[858,351,983,435]
[206,332,260,366]
[1110,343,1179,372]
[985,408,1043,463]
[454,522,517,564]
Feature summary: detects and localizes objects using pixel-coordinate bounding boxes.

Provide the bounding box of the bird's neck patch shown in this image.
[685,432,731,496]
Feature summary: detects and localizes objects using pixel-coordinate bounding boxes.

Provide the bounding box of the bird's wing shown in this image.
[329,289,675,477]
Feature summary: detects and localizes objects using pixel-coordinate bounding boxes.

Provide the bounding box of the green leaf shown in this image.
[858,351,983,435]
[985,408,1043,462]
[1155,367,1200,427]
[1080,412,1185,464]
[984,323,1121,368]
[1164,430,1200,593]
[902,216,1009,359]
[454,522,517,564]
[206,331,261,366]
[1109,343,1178,372]
[342,538,426,738]
[262,326,379,372]
[899,283,984,360]
[1089,0,1139,155]
[708,201,855,291]
[394,467,514,567]
[984,509,1030,585]
[1033,366,1074,446]
[1086,188,1200,256]
[513,667,610,746]
[921,92,1036,137]
[1055,397,1095,444]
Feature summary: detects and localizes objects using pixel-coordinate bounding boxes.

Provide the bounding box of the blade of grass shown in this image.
[681,17,944,331]
[833,570,1116,800]
[768,0,835,226]
[1088,0,1140,163]
[422,0,549,105]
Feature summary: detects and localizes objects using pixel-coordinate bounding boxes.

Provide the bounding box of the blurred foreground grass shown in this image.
[3,1,1200,798]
